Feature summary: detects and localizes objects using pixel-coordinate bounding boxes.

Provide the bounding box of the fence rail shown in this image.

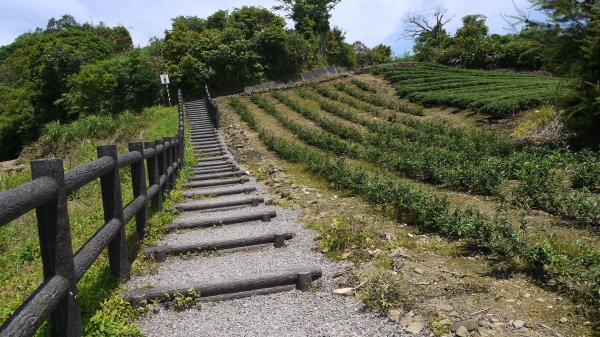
[0,89,187,337]
[205,85,220,129]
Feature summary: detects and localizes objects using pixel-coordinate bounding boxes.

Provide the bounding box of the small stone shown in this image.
[535,297,545,303]
[387,309,402,322]
[400,315,414,327]
[332,288,355,296]
[546,305,553,309]
[414,268,424,275]
[451,319,477,332]
[438,303,454,312]
[379,233,393,241]
[456,326,469,337]
[390,247,410,258]
[392,257,405,271]
[368,249,382,257]
[478,327,492,337]
[559,317,568,324]
[511,320,525,329]
[280,190,291,198]
[583,321,591,326]
[406,321,424,334]
[407,233,415,238]
[434,318,452,327]
[523,293,531,298]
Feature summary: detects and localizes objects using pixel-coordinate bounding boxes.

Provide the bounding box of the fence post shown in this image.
[145,141,162,212]
[179,133,184,167]
[31,159,82,337]
[213,100,221,129]
[97,145,130,281]
[156,139,167,195]
[165,137,174,190]
[129,142,148,238]
[173,137,180,178]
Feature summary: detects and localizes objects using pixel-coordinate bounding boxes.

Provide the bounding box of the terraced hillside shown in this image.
[374,63,567,117]
[218,73,599,337]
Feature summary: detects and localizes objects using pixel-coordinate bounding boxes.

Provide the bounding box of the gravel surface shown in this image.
[160,210,298,247]
[173,205,278,224]
[137,291,420,337]
[127,105,421,336]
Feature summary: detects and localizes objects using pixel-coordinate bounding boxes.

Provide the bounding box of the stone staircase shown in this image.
[123,99,415,337]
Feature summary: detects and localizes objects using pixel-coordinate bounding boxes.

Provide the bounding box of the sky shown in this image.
[0,0,541,56]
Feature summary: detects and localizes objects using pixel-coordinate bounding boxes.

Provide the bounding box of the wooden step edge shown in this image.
[123,267,322,305]
[183,185,256,198]
[167,210,277,232]
[144,232,295,262]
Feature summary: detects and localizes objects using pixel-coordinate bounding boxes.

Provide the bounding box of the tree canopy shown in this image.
[0,5,393,160]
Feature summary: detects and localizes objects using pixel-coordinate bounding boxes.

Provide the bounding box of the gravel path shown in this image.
[125,99,422,336]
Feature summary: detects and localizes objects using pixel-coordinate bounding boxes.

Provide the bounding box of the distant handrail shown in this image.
[0,89,187,337]
[205,85,220,129]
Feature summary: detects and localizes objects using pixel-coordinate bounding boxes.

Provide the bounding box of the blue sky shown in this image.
[0,0,539,56]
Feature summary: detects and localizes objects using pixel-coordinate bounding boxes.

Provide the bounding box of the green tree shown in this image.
[352,42,392,66]
[401,8,453,62]
[64,49,161,116]
[441,14,491,67]
[455,14,488,38]
[27,28,114,123]
[369,44,392,64]
[0,16,135,159]
[522,0,600,142]
[274,0,342,35]
[255,27,311,78]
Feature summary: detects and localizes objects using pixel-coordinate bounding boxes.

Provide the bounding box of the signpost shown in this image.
[160,74,171,107]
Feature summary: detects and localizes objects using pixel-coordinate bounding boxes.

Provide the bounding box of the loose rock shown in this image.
[405,321,424,334]
[511,320,525,329]
[451,319,477,332]
[332,288,355,296]
[456,326,469,337]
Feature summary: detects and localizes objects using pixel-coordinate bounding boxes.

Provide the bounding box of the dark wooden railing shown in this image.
[0,89,187,337]
[205,85,220,129]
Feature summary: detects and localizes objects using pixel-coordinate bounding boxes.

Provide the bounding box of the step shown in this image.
[167,209,277,232]
[191,141,221,147]
[144,232,295,262]
[190,132,218,136]
[124,267,322,305]
[192,145,223,150]
[192,166,240,174]
[183,185,256,198]
[195,150,226,156]
[194,161,233,168]
[175,194,263,211]
[197,155,229,163]
[189,171,245,181]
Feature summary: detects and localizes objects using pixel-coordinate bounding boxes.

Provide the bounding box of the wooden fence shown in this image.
[0,89,187,337]
[205,85,220,129]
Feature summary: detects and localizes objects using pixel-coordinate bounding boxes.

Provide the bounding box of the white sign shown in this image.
[160,74,170,85]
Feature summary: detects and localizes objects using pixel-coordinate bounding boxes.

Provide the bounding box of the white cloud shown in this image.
[0,0,541,54]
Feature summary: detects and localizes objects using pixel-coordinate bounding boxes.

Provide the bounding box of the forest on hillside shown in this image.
[0,2,393,161]
[0,0,599,161]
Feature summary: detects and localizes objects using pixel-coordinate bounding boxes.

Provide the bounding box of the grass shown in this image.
[0,105,192,336]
